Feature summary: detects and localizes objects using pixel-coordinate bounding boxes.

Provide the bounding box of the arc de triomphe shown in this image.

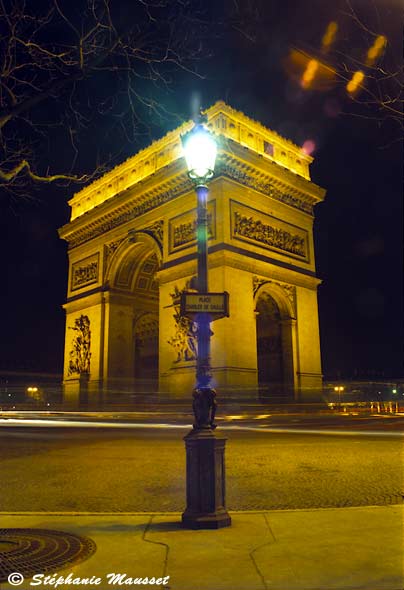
[59,102,326,402]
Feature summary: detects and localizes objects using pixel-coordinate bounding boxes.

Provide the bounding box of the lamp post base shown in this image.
[182,428,231,529]
[182,510,231,530]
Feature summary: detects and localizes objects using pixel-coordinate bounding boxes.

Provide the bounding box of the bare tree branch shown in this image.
[0,159,87,182]
[0,0,229,197]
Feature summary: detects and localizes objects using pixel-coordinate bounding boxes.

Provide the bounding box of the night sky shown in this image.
[0,0,402,379]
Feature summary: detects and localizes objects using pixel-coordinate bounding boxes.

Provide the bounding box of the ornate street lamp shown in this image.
[180,119,231,529]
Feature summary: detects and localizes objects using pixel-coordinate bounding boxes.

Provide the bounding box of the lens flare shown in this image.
[367,35,386,64]
[301,59,319,88]
[287,49,337,92]
[347,71,365,94]
[321,21,338,51]
[301,139,316,156]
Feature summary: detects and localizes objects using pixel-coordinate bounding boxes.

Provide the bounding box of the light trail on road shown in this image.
[0,418,402,437]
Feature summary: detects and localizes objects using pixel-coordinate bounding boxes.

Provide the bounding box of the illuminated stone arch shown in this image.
[61,101,324,402]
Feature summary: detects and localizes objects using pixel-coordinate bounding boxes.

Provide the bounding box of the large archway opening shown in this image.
[256,292,284,397]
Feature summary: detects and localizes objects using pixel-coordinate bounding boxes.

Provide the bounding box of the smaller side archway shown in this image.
[134,312,159,381]
[254,284,297,400]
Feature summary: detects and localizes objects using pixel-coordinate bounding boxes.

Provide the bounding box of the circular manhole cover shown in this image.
[0,528,96,583]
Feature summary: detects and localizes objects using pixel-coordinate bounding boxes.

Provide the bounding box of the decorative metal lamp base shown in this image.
[182,428,231,529]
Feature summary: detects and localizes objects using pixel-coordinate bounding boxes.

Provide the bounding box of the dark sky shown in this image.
[0,0,402,378]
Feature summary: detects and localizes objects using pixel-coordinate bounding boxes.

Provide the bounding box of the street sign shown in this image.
[180,291,230,321]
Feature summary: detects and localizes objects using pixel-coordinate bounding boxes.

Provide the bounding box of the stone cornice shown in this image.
[68,121,193,220]
[59,161,190,249]
[157,247,321,290]
[210,248,321,289]
[66,101,322,222]
[218,142,325,210]
[59,152,324,250]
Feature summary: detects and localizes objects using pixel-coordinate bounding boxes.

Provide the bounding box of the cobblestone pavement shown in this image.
[1,427,402,512]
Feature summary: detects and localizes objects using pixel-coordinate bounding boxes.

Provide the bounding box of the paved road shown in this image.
[1,426,402,512]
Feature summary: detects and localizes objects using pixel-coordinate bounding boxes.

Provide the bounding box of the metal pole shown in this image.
[196,183,209,292]
[181,180,231,529]
[195,184,211,391]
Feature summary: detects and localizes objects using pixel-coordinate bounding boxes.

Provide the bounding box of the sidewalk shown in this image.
[1,506,403,590]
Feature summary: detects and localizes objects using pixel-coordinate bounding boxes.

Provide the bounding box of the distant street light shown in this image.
[334,385,344,409]
[180,118,231,529]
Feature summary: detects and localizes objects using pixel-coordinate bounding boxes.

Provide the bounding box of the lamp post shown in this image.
[334,386,344,409]
[180,119,231,529]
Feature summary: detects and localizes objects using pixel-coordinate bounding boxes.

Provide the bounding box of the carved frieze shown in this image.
[231,201,309,262]
[71,253,99,291]
[218,160,313,214]
[169,202,215,254]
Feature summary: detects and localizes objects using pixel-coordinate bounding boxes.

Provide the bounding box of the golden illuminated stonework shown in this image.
[59,101,326,401]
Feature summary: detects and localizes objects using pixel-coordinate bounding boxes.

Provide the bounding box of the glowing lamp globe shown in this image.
[182,124,217,182]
